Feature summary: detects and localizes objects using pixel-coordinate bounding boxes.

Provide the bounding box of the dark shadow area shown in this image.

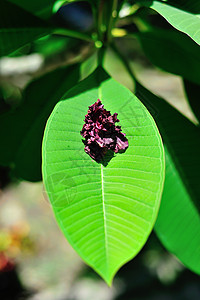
[184,80,200,123]
[100,150,115,167]
[0,64,80,182]
[115,266,200,300]
[160,0,200,14]
[135,0,200,14]
[53,1,94,32]
[61,67,110,101]
[0,166,12,189]
[0,266,32,300]
[81,142,128,167]
[136,81,200,215]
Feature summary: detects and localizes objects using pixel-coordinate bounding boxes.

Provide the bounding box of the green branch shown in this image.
[98,45,106,67]
[107,0,118,42]
[98,0,106,41]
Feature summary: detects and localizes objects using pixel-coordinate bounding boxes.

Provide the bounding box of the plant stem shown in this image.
[91,2,98,38]
[107,0,118,43]
[98,45,106,67]
[54,28,93,42]
[98,0,106,41]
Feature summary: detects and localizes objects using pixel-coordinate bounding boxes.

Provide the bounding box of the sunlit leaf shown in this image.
[139,1,200,46]
[42,67,165,284]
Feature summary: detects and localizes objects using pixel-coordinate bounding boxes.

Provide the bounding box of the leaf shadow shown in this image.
[136,81,200,215]
[100,148,128,167]
[61,66,110,101]
[100,150,115,167]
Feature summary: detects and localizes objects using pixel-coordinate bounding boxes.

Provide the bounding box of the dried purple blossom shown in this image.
[80,99,129,162]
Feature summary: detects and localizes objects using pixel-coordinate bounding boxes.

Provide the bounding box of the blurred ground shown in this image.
[1,181,200,300]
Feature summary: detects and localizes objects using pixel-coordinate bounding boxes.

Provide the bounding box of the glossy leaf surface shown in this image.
[145,1,200,46]
[42,67,165,284]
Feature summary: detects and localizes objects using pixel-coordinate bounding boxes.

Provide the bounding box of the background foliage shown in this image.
[0,0,200,294]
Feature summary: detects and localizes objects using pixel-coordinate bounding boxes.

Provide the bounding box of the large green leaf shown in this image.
[136,28,200,85]
[156,148,200,274]
[135,82,200,274]
[141,1,200,46]
[0,0,52,56]
[0,64,80,181]
[42,67,165,284]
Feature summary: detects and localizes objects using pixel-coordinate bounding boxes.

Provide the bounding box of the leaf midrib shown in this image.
[101,163,108,277]
[98,83,109,278]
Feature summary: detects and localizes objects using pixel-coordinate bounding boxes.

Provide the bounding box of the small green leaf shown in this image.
[0,64,80,181]
[135,82,200,274]
[42,67,165,284]
[0,0,52,56]
[141,1,200,46]
[136,28,200,85]
[33,35,78,58]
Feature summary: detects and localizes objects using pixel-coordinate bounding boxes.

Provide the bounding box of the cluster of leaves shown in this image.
[0,0,200,285]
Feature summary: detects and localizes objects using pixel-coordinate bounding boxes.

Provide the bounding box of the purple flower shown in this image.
[80,99,129,162]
